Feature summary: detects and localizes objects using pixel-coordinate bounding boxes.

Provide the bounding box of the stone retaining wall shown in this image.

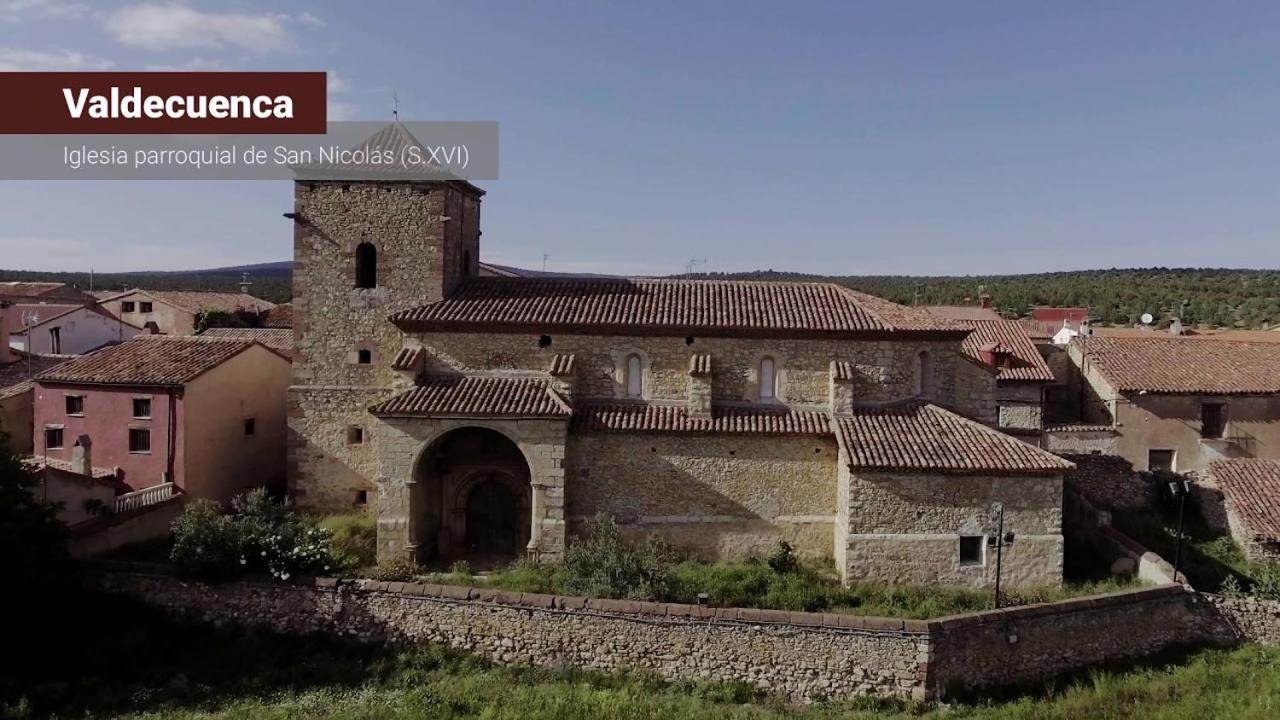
[89,569,1243,703]
[1202,594,1280,646]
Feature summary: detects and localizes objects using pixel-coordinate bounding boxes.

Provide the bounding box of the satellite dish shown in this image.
[1140,313,1154,325]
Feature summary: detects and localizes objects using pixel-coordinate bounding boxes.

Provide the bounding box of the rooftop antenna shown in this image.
[239,272,252,295]
[685,257,707,276]
[542,254,550,272]
[21,309,39,376]
[392,91,399,121]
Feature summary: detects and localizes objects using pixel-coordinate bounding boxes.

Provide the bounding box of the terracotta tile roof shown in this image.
[25,456,122,482]
[100,289,275,315]
[1,355,72,399]
[960,320,1054,382]
[260,303,293,328]
[198,328,294,355]
[1077,336,1280,395]
[689,353,712,377]
[1210,459,1280,542]
[369,375,571,418]
[924,305,1003,322]
[1093,327,1280,344]
[35,336,260,387]
[548,354,576,377]
[835,400,1073,475]
[0,281,71,298]
[391,346,423,371]
[573,403,831,435]
[391,278,967,338]
[1044,423,1116,433]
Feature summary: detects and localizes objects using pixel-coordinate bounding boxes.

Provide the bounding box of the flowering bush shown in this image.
[170,489,336,582]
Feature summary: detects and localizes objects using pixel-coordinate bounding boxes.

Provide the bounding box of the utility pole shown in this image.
[685,257,707,276]
[989,502,1015,608]
[542,254,550,272]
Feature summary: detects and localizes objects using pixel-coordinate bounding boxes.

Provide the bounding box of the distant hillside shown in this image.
[0,261,294,303]
[679,268,1280,329]
[6,264,1279,328]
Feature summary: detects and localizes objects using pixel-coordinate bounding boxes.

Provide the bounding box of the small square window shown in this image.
[356,349,372,365]
[129,428,151,453]
[243,419,256,436]
[959,536,984,566]
[346,426,365,445]
[121,301,136,313]
[139,302,153,313]
[65,395,84,415]
[1200,402,1227,440]
[355,490,369,505]
[132,398,151,419]
[1149,449,1175,473]
[44,427,64,450]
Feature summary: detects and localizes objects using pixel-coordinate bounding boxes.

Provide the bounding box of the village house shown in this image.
[7,303,141,354]
[287,127,1073,589]
[95,289,276,335]
[927,304,1054,440]
[33,335,292,501]
[1058,335,1280,473]
[198,327,295,357]
[1204,458,1280,562]
[1,303,71,452]
[0,281,95,305]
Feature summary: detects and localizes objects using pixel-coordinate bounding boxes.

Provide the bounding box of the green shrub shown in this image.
[368,557,422,582]
[319,513,377,571]
[170,489,336,581]
[562,514,674,600]
[484,559,566,594]
[0,430,69,602]
[766,540,798,574]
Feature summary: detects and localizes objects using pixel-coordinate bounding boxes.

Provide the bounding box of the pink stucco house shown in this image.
[32,335,292,501]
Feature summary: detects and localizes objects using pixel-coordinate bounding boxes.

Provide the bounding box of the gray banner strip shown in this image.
[0,121,498,180]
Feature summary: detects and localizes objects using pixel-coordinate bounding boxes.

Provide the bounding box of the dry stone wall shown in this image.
[1203,594,1280,646]
[89,569,1242,704]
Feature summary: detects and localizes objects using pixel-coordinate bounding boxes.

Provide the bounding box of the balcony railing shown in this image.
[115,482,178,513]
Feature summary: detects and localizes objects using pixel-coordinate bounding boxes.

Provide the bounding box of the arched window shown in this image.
[759,357,777,400]
[355,242,377,289]
[625,354,643,398]
[914,351,931,397]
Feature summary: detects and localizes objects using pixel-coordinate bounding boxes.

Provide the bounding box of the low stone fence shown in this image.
[89,568,1239,702]
[69,495,186,559]
[1202,593,1280,646]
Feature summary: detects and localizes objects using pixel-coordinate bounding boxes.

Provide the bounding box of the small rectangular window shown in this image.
[44,427,64,450]
[139,302,153,313]
[121,301,136,313]
[243,419,256,436]
[346,426,364,445]
[357,349,372,365]
[129,428,151,453]
[355,490,369,505]
[1149,449,1175,473]
[65,395,84,415]
[132,398,151,419]
[1200,402,1227,439]
[959,536,984,566]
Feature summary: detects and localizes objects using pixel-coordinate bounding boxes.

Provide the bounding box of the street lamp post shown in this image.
[989,503,1017,608]
[1169,478,1192,584]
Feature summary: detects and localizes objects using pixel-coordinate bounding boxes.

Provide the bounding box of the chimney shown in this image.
[0,301,14,364]
[71,435,93,476]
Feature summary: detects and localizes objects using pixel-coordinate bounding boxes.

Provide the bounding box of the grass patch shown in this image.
[5,589,1280,719]
[318,513,377,571]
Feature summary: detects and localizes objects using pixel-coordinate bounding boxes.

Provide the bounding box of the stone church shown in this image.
[287,125,1073,588]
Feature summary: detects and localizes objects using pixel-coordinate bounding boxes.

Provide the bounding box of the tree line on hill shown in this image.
[683,268,1280,329]
[6,265,1279,329]
[0,267,292,304]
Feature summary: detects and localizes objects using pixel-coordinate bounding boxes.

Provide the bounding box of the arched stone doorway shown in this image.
[413,427,531,568]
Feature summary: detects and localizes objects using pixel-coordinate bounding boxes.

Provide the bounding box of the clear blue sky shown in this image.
[2,1,1279,275]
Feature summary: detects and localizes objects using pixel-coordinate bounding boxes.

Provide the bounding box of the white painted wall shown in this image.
[19,308,140,355]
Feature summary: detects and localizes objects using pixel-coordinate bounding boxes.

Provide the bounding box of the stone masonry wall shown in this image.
[1202,593,1280,646]
[842,470,1063,588]
[928,584,1236,696]
[1060,453,1156,511]
[565,433,839,560]
[416,332,968,410]
[89,570,1241,703]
